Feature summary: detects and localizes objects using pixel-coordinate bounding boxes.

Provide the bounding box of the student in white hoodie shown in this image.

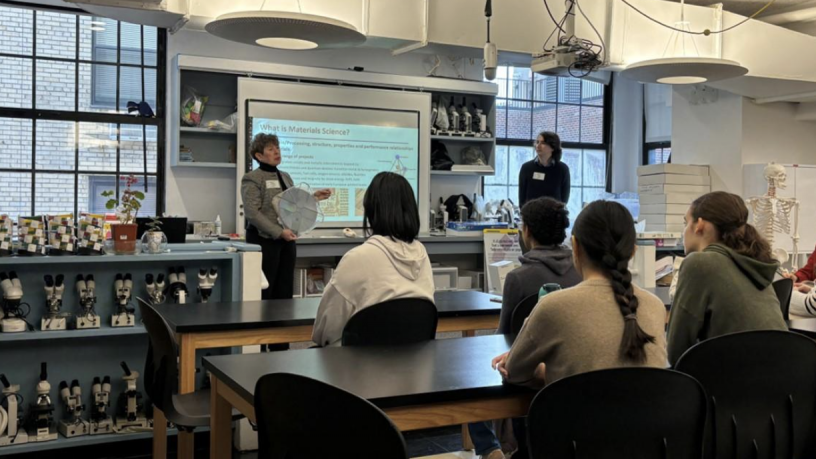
[312,172,435,347]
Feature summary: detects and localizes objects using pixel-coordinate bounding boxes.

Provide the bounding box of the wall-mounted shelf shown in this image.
[431,135,495,143]
[0,427,203,456]
[173,162,237,169]
[180,127,237,136]
[431,170,495,176]
[0,326,146,343]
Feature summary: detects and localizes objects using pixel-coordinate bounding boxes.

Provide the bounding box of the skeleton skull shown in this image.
[764,163,787,190]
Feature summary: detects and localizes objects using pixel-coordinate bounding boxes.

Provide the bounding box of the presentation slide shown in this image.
[248,101,419,227]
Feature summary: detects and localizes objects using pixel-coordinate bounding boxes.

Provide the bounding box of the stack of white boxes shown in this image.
[637,164,711,232]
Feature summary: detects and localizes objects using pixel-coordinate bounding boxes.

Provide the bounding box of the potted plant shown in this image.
[102,175,144,254]
[141,215,167,254]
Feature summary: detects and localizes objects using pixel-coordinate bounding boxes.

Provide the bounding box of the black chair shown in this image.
[526,368,707,459]
[137,298,241,447]
[254,373,408,458]
[510,293,539,335]
[675,330,816,459]
[341,298,437,346]
[773,278,793,320]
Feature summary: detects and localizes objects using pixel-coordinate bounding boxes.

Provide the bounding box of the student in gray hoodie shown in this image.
[469,197,581,459]
[668,191,787,365]
[497,197,582,335]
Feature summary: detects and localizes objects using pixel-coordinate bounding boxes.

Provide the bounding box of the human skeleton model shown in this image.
[746,163,800,271]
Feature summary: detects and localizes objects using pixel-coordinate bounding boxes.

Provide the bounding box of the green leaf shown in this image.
[101,190,114,197]
[105,200,116,210]
[132,191,145,200]
[131,201,142,210]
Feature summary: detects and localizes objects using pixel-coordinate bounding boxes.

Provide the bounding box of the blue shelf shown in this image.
[0,427,206,456]
[0,326,147,343]
[0,251,238,265]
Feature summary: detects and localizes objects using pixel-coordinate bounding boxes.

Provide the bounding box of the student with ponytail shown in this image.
[495,200,668,390]
[667,191,786,365]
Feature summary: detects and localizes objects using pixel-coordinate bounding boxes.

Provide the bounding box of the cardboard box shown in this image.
[640,203,689,215]
[639,193,701,205]
[637,164,710,177]
[639,184,711,195]
[638,174,711,186]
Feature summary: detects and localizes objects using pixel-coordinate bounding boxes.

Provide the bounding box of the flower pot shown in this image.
[111,223,138,255]
[141,231,168,254]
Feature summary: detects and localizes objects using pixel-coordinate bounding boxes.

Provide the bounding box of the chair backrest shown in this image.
[526,368,707,459]
[675,330,816,459]
[254,373,408,459]
[773,278,793,320]
[137,298,179,416]
[510,293,539,335]
[341,298,437,346]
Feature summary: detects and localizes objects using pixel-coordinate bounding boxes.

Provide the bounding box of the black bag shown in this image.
[431,140,454,170]
[444,194,474,221]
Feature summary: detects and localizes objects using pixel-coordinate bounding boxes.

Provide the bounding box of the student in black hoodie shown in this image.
[468,197,582,459]
[497,197,582,334]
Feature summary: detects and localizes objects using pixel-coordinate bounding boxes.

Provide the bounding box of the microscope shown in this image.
[0,374,28,446]
[58,380,88,437]
[41,275,67,331]
[115,362,148,431]
[0,272,30,333]
[76,274,100,329]
[89,376,113,435]
[112,273,135,327]
[168,267,188,304]
[145,273,166,305]
[197,268,218,303]
[26,363,57,443]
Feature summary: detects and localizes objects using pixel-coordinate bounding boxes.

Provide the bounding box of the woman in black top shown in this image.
[518,131,571,206]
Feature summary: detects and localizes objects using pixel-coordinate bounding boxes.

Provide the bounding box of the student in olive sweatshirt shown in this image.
[667,191,787,365]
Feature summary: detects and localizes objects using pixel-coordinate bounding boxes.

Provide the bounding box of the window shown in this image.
[485,66,609,221]
[643,84,672,165]
[645,143,672,165]
[0,5,164,221]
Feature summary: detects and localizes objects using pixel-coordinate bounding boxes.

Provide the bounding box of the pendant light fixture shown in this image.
[621,0,748,85]
[205,0,366,50]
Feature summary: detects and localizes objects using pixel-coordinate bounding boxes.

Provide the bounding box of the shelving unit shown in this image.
[0,326,146,343]
[431,135,495,143]
[431,170,494,176]
[180,127,236,136]
[0,427,205,456]
[172,162,237,169]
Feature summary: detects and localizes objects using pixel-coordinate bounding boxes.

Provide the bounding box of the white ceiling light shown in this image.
[205,7,366,51]
[620,1,748,85]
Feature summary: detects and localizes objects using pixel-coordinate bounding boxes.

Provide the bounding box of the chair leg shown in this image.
[178,430,195,459]
[153,407,168,459]
[462,424,475,451]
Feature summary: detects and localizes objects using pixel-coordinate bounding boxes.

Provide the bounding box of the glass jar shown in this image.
[141,230,168,254]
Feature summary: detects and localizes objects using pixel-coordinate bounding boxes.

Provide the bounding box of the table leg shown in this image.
[152,406,167,459]
[210,374,233,459]
[462,423,474,450]
[178,334,197,458]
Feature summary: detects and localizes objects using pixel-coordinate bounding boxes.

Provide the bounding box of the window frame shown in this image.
[484,68,613,207]
[643,141,672,165]
[0,3,166,218]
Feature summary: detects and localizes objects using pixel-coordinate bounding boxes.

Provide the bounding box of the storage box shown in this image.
[640,203,689,215]
[488,260,520,294]
[637,164,710,176]
[639,193,701,205]
[432,266,459,290]
[639,184,711,195]
[638,174,711,186]
[642,214,685,225]
[459,269,485,291]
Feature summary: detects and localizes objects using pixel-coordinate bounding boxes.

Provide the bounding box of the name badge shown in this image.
[265,179,281,189]
[533,172,546,181]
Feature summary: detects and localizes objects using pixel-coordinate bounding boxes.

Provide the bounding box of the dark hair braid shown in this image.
[573,201,656,362]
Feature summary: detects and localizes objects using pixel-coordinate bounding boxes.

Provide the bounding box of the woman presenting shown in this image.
[241,133,331,299]
[518,131,571,207]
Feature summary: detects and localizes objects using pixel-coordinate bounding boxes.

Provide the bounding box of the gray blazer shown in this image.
[240,168,295,240]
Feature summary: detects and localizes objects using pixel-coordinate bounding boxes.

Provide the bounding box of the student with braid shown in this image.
[495,200,668,389]
[667,191,786,365]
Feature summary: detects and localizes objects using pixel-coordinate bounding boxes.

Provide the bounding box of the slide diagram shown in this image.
[388,154,412,177]
[355,188,366,217]
[319,188,350,218]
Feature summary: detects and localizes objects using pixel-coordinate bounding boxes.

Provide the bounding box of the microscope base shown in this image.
[27,426,57,443]
[76,315,100,329]
[114,415,149,432]
[89,418,114,435]
[58,419,89,438]
[1,318,26,333]
[111,313,135,328]
[40,317,66,331]
[0,430,29,446]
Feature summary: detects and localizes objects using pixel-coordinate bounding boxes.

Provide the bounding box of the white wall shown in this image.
[742,101,816,165]
[671,87,744,193]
